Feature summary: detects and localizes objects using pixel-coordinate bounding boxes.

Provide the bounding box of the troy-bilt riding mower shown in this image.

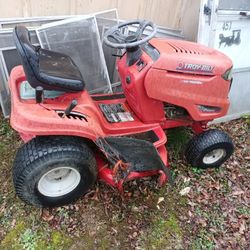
[9,20,234,207]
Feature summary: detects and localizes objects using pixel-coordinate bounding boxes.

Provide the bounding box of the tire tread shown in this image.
[185,129,234,168]
[13,136,97,207]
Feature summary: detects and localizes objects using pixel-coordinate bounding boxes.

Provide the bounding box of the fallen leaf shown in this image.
[183,177,190,183]
[41,209,54,222]
[188,201,196,207]
[239,222,246,234]
[11,219,16,227]
[132,231,138,238]
[232,190,244,196]
[180,187,191,196]
[157,197,164,204]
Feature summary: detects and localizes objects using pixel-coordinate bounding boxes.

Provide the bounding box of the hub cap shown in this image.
[202,149,226,164]
[37,167,81,197]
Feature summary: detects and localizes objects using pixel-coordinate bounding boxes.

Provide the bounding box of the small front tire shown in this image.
[13,136,97,207]
[185,129,234,169]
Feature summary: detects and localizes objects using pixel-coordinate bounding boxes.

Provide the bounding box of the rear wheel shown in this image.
[185,129,234,169]
[13,136,97,207]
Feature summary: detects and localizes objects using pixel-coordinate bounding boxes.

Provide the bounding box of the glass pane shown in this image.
[219,0,250,11]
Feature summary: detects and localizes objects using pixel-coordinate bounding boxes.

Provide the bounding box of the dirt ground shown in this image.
[0,114,249,250]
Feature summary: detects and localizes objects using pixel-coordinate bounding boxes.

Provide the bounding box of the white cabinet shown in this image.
[198,0,250,121]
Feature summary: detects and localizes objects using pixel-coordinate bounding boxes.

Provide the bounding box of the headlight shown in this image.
[198,105,221,113]
[222,67,233,81]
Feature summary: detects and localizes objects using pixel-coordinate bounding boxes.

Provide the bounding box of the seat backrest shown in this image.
[13,25,85,92]
[13,26,42,88]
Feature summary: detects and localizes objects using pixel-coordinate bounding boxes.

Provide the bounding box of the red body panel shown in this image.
[10,67,163,142]
[118,38,232,122]
[9,37,233,189]
[9,66,170,189]
[118,52,165,123]
[143,39,232,121]
[145,69,230,121]
[150,39,232,75]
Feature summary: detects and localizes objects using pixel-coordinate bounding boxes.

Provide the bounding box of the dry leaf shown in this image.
[232,190,244,196]
[157,197,164,204]
[180,187,191,196]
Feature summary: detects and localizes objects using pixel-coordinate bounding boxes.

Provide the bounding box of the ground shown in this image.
[0,114,249,250]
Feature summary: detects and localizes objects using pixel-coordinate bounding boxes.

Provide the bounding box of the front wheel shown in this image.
[185,129,234,169]
[13,136,97,207]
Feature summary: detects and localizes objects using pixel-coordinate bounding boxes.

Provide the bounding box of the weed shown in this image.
[0,142,4,153]
[143,213,182,249]
[167,127,191,158]
[49,231,73,249]
[193,206,226,250]
[0,119,13,137]
[237,207,250,216]
[193,229,216,250]
[20,229,39,250]
[191,167,204,175]
[195,207,224,230]
[1,221,26,249]
[56,207,70,220]
[0,221,73,250]
[241,114,250,125]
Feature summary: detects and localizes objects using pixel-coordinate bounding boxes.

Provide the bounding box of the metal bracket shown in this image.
[204,4,212,16]
[239,11,250,17]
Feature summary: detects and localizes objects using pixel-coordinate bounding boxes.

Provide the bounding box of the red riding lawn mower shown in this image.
[9,20,234,207]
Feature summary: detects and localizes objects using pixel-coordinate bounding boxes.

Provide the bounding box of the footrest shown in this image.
[96,137,165,173]
[96,136,171,188]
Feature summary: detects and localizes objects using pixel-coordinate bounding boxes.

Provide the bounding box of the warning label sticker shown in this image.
[99,103,134,123]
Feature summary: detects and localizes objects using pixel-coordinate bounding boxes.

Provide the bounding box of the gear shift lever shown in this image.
[64,99,77,116]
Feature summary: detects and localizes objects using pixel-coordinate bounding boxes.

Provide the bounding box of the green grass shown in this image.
[0,220,73,250]
[237,207,250,216]
[143,213,182,250]
[167,127,191,158]
[241,114,250,125]
[0,119,13,137]
[193,229,216,250]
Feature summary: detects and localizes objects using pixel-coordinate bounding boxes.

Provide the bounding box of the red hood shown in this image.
[149,38,233,76]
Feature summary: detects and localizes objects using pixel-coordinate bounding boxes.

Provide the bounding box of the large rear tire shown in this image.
[13,136,97,207]
[185,129,234,169]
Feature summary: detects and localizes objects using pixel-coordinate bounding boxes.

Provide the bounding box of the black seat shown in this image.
[13,25,85,92]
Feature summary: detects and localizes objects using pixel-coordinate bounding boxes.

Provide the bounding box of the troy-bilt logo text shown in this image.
[176,62,214,73]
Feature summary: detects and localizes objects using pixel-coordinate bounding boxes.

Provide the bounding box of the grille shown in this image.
[57,111,88,122]
[167,42,205,55]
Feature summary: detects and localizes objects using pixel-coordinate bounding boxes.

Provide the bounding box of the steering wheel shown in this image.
[103,19,157,49]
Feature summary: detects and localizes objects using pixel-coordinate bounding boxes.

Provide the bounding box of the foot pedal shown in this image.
[99,103,134,123]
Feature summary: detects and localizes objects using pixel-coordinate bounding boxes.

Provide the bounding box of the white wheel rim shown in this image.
[37,167,81,197]
[202,149,226,164]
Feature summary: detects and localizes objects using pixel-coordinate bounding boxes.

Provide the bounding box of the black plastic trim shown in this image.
[91,93,125,101]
